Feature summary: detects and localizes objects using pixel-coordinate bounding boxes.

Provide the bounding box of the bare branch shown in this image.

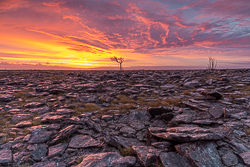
[207,57,217,71]
[110,56,125,70]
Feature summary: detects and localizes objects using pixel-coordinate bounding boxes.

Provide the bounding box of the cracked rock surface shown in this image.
[0,69,250,166]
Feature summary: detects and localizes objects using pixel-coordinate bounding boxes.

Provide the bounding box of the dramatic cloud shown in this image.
[0,0,249,69]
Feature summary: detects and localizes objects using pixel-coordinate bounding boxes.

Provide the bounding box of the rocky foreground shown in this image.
[0,69,250,167]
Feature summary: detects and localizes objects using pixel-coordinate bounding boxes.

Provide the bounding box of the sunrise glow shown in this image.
[0,0,249,70]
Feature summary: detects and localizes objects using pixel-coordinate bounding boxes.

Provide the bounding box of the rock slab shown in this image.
[0,149,12,165]
[76,152,121,167]
[176,141,225,167]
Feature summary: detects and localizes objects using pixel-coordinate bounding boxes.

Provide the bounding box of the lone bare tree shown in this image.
[110,56,124,70]
[207,57,217,71]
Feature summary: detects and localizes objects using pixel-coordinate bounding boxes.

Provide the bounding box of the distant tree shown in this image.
[207,57,217,71]
[110,56,124,70]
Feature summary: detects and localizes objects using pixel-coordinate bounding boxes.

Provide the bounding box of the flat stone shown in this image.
[24,102,44,108]
[11,114,32,123]
[221,152,238,166]
[30,146,47,161]
[86,119,102,133]
[132,145,161,167]
[41,114,66,124]
[149,127,224,142]
[159,152,193,167]
[56,108,75,115]
[104,132,129,148]
[172,109,196,123]
[49,125,79,145]
[69,135,101,148]
[29,106,51,115]
[0,149,12,165]
[76,152,121,167]
[184,80,200,88]
[129,120,145,130]
[151,141,171,150]
[176,141,224,167]
[102,115,113,121]
[28,129,53,144]
[30,161,66,167]
[112,156,136,167]
[209,105,224,119]
[16,120,32,128]
[239,151,250,166]
[48,143,68,159]
[120,126,136,137]
[119,110,150,123]
[0,94,14,102]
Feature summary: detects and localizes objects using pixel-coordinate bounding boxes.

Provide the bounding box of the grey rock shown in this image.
[136,130,147,141]
[29,106,51,115]
[104,132,129,148]
[184,80,200,88]
[0,149,12,165]
[151,141,171,150]
[159,152,193,167]
[176,141,225,167]
[172,109,196,123]
[239,151,250,167]
[120,126,136,137]
[209,105,224,119]
[221,152,238,166]
[24,102,44,108]
[132,145,161,167]
[102,115,113,121]
[49,125,79,145]
[30,161,66,167]
[48,143,68,159]
[149,127,225,142]
[0,94,14,102]
[41,115,66,124]
[119,110,150,123]
[129,120,145,130]
[76,152,121,167]
[11,114,32,123]
[56,108,75,115]
[112,156,136,167]
[30,146,48,161]
[29,129,53,144]
[228,139,250,154]
[69,135,101,148]
[86,119,102,133]
[16,120,32,128]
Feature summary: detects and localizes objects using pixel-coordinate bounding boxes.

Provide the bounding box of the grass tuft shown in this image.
[119,146,136,157]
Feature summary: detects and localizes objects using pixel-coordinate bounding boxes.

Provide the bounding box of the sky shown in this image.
[0,0,250,70]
